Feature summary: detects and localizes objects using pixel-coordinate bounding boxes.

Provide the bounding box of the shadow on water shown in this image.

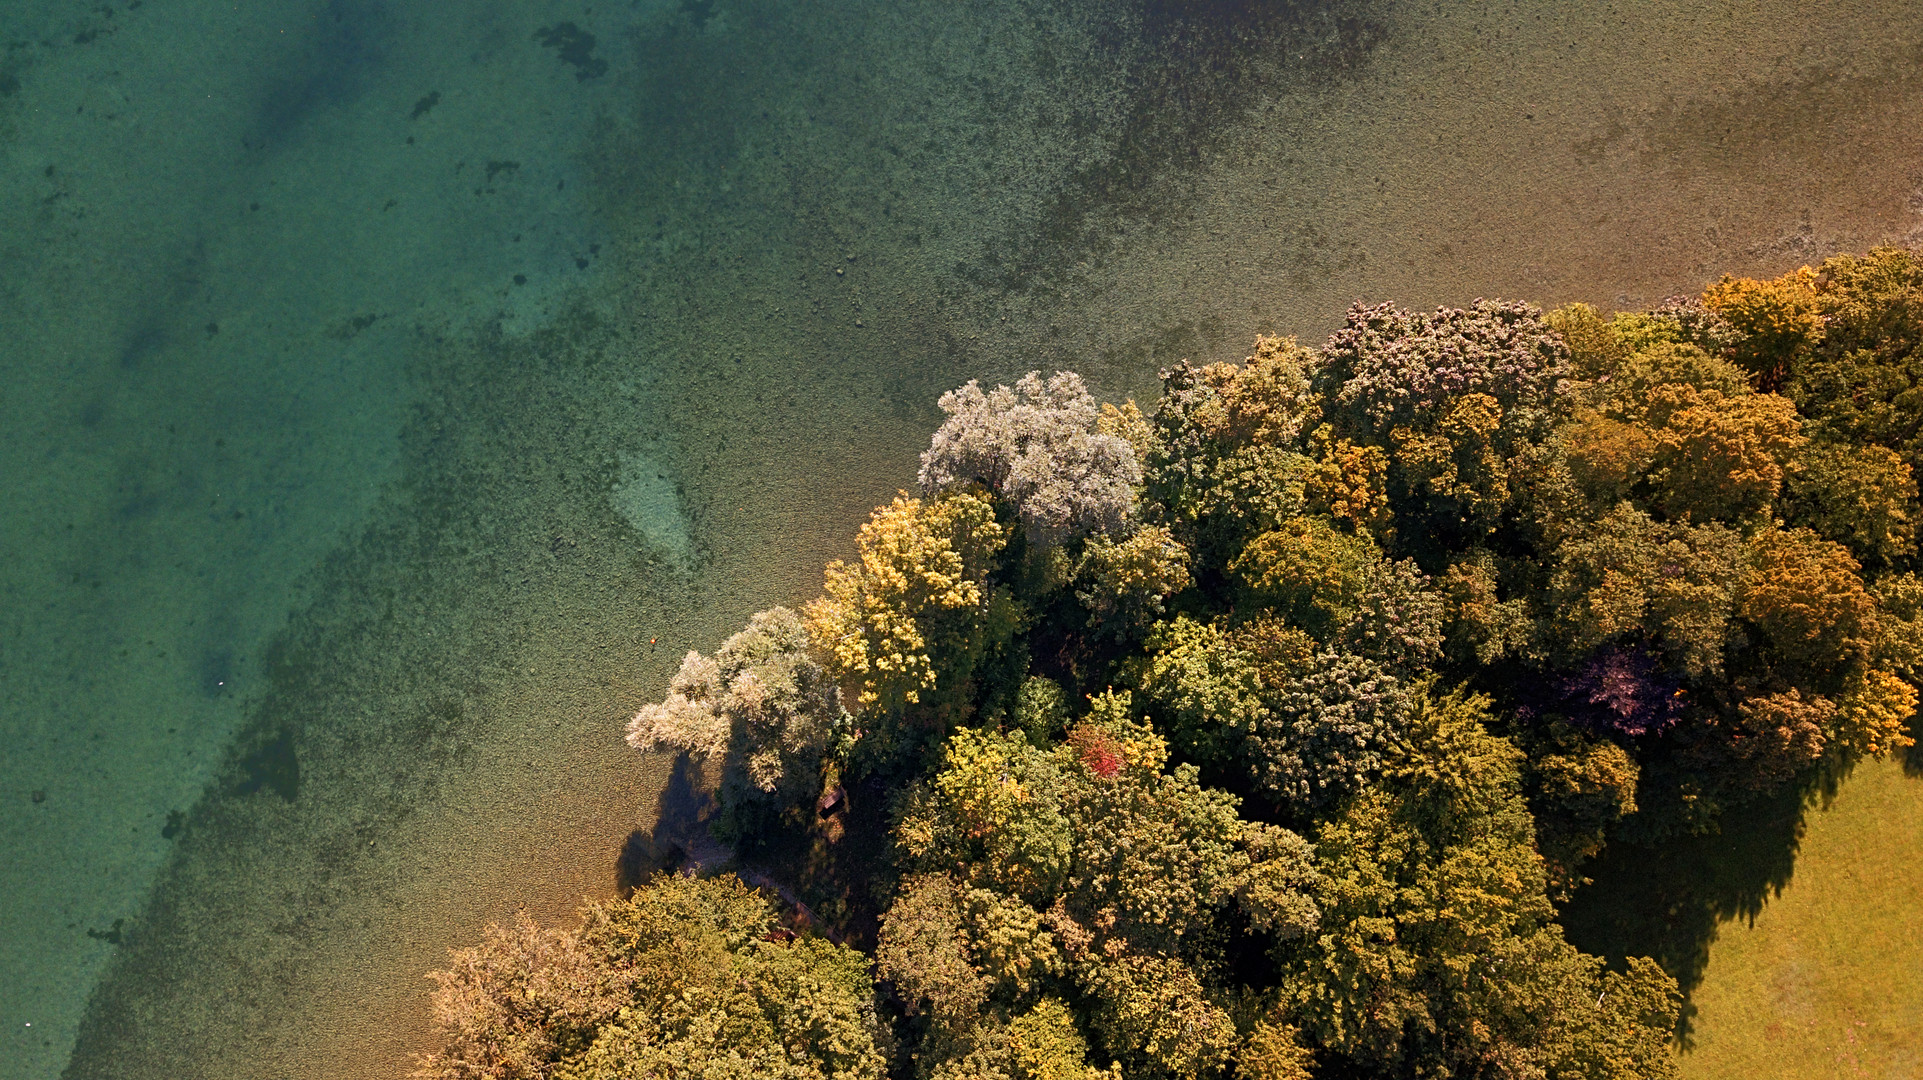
[1559,754,1874,1047]
[615,754,720,894]
[252,0,392,147]
[613,828,673,893]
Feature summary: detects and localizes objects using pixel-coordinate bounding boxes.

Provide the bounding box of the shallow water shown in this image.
[3,0,1922,1076]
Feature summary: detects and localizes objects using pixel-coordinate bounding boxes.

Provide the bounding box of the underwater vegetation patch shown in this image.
[533,22,607,82]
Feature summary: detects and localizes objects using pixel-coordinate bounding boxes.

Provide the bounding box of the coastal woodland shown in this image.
[415,247,1923,1079]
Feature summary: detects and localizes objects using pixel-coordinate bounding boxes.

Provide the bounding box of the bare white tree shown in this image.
[919,371,1141,547]
[626,607,845,798]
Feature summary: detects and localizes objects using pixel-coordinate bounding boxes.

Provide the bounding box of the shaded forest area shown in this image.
[419,247,1923,1079]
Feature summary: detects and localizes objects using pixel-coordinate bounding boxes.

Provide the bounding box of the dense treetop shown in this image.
[424,248,1922,1079]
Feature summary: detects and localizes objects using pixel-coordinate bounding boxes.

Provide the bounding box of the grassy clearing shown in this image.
[1679,755,1923,1079]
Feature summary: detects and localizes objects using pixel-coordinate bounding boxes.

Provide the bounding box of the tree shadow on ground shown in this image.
[737,774,898,952]
[1558,757,1869,1048]
[607,754,895,949]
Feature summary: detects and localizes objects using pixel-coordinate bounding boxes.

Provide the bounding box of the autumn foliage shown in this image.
[427,252,1923,1080]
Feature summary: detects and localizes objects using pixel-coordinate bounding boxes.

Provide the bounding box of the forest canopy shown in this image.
[422,248,1923,1079]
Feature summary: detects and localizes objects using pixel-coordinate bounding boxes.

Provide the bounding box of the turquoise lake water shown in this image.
[4,0,1922,1076]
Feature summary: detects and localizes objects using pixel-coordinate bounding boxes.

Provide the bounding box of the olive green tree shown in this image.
[418,874,889,1080]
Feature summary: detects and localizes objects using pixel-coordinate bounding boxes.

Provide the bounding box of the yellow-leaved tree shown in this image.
[1701,266,1825,378]
[805,490,1010,716]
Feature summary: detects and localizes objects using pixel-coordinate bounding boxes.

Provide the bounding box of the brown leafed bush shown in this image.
[415,913,627,1080]
[1730,689,1832,790]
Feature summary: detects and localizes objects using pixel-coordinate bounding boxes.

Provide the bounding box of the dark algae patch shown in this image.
[251,0,391,147]
[196,648,233,698]
[325,312,381,339]
[231,728,300,801]
[85,920,125,947]
[679,0,716,31]
[409,90,439,119]
[959,0,1392,298]
[533,22,606,82]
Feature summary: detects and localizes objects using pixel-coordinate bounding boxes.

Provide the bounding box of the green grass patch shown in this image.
[1677,756,1923,1078]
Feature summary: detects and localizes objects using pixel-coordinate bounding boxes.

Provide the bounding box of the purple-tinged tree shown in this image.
[1555,645,1686,738]
[1313,299,1572,440]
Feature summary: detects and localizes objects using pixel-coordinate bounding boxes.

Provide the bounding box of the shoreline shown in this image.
[13,0,1923,1074]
